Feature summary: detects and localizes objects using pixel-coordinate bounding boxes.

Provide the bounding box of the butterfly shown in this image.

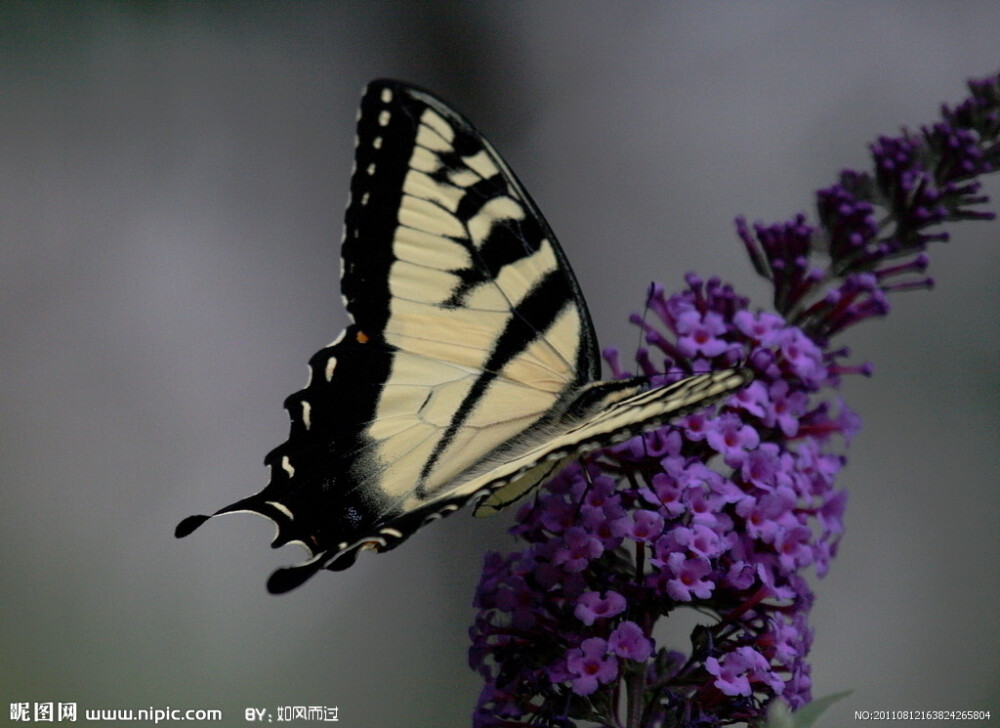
[176,80,751,593]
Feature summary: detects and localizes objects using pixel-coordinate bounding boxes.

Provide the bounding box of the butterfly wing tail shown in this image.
[175,514,211,538]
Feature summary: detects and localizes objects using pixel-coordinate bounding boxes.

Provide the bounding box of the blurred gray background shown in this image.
[2,3,997,726]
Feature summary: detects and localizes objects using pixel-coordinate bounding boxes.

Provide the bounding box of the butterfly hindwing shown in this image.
[469,369,752,515]
[176,80,750,592]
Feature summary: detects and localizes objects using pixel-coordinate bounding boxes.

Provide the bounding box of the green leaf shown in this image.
[764,691,853,728]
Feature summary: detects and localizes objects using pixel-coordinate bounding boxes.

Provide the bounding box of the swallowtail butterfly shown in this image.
[176,80,750,592]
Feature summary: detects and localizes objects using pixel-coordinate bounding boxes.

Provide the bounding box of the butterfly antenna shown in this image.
[573,456,597,519]
[633,281,685,381]
[634,283,662,462]
[634,281,656,378]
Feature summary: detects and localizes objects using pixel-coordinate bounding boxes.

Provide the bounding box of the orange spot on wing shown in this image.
[356,330,370,344]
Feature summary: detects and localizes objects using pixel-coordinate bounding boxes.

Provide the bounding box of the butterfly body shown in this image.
[177,80,750,593]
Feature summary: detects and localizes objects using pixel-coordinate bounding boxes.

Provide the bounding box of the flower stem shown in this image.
[625,662,646,728]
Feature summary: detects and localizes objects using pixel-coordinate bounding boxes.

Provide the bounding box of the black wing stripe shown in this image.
[416,268,577,489]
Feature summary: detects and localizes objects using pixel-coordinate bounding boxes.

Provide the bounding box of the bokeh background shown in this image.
[2,4,997,726]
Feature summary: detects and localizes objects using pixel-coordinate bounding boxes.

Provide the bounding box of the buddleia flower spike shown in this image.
[469,72,1000,728]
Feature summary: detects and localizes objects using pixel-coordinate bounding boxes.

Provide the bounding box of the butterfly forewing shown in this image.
[340,82,601,509]
[176,80,750,592]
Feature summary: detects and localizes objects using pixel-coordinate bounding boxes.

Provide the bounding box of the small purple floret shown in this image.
[565,638,618,695]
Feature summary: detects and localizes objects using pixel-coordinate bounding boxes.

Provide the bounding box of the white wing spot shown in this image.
[420,109,455,142]
[463,149,500,179]
[378,110,390,126]
[373,136,383,149]
[380,527,403,538]
[301,400,312,430]
[361,191,370,206]
[367,162,376,176]
[325,355,338,382]
[380,87,393,104]
[281,456,295,478]
[267,501,294,520]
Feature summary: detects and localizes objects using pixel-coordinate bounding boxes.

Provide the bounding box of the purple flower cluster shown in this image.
[470,277,850,727]
[470,73,999,728]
